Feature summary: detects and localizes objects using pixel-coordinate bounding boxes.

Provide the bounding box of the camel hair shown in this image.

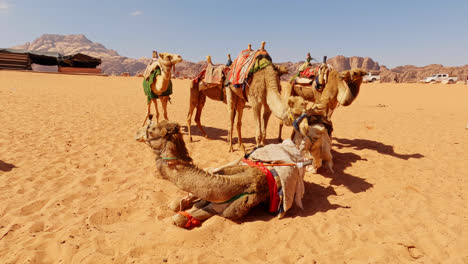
[136,120,270,227]
[287,96,334,173]
[135,120,313,228]
[187,54,234,142]
[142,52,183,126]
[278,66,367,141]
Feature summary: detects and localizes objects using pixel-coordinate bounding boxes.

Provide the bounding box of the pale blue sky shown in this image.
[1,0,467,68]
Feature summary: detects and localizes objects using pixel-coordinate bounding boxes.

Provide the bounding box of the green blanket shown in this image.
[249,57,272,75]
[143,67,173,103]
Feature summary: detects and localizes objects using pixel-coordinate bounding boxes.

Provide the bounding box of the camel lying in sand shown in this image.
[278,66,367,140]
[142,52,182,126]
[135,120,310,228]
[287,96,334,173]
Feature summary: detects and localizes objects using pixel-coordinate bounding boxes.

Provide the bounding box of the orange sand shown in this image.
[0,71,467,263]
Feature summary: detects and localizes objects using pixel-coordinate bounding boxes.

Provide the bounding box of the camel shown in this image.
[225,42,291,152]
[278,65,367,140]
[135,120,308,228]
[287,96,334,173]
[186,54,236,142]
[142,52,183,126]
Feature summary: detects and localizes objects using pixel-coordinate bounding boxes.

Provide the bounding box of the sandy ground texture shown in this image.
[1,71,467,263]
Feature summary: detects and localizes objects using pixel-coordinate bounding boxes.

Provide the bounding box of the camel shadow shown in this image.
[334,137,424,160]
[0,160,17,172]
[317,150,374,194]
[239,181,347,224]
[184,125,227,141]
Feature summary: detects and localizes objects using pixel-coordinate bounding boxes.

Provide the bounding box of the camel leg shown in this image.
[278,120,284,142]
[142,100,152,126]
[261,103,272,146]
[252,103,263,148]
[236,98,246,153]
[226,87,235,152]
[187,101,196,142]
[172,201,228,228]
[194,94,208,138]
[160,96,169,121]
[220,194,260,219]
[152,99,160,124]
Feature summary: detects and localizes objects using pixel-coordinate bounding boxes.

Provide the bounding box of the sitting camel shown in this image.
[225,42,291,152]
[142,52,183,126]
[278,64,367,140]
[287,96,334,173]
[135,120,309,228]
[187,54,236,141]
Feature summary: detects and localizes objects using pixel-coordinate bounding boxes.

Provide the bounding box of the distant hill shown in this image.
[10,34,468,82]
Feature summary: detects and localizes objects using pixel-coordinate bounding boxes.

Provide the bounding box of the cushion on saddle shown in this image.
[299,66,319,78]
[204,64,226,85]
[228,49,271,85]
[143,67,173,103]
[244,139,305,218]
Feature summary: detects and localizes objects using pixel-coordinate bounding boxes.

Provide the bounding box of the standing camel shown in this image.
[186,54,236,142]
[225,42,290,152]
[142,52,182,126]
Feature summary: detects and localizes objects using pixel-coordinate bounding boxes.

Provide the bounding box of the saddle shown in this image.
[291,64,332,92]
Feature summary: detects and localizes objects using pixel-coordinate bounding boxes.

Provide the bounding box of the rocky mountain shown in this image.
[10,34,468,82]
[12,34,148,75]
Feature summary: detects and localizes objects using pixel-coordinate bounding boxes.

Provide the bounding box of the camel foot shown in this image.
[168,195,199,212]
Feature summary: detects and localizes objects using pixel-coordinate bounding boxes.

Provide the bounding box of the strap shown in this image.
[177,211,201,228]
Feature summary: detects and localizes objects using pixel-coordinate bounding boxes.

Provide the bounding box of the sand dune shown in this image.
[0,71,467,263]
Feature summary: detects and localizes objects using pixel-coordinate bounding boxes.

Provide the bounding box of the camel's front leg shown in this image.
[236,98,246,153]
[172,201,228,228]
[225,86,235,152]
[159,96,169,120]
[152,99,160,124]
[194,93,208,138]
[251,103,263,148]
[261,103,272,146]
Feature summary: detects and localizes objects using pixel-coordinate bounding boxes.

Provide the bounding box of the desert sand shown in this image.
[0,71,467,263]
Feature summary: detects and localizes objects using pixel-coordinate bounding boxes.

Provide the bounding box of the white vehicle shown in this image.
[422,73,457,84]
[363,72,380,83]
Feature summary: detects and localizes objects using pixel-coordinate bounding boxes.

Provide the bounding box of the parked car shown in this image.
[363,72,380,83]
[421,73,458,84]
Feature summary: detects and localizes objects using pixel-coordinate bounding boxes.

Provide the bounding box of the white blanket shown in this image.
[246,139,306,218]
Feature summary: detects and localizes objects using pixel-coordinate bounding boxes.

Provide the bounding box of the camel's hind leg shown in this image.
[152,99,160,124]
[194,93,208,138]
[159,96,169,121]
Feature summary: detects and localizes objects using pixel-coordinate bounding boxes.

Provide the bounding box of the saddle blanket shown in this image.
[228,49,270,85]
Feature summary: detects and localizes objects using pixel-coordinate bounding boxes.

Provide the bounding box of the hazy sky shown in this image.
[1,0,467,68]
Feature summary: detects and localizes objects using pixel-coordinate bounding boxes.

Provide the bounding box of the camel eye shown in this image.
[166,55,172,60]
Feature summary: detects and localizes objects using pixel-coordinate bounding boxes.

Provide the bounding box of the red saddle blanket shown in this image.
[299,66,319,79]
[228,49,269,85]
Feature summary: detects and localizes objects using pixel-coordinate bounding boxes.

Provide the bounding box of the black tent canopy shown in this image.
[0,48,101,70]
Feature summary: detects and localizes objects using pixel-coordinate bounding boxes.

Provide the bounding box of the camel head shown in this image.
[135,120,192,164]
[274,64,289,77]
[287,96,327,160]
[338,68,367,106]
[158,52,183,67]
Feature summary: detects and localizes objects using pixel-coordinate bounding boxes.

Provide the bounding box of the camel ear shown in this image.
[160,128,167,137]
[288,97,295,108]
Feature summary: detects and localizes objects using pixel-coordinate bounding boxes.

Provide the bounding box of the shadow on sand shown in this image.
[0,160,17,172]
[334,137,424,160]
[184,125,227,142]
